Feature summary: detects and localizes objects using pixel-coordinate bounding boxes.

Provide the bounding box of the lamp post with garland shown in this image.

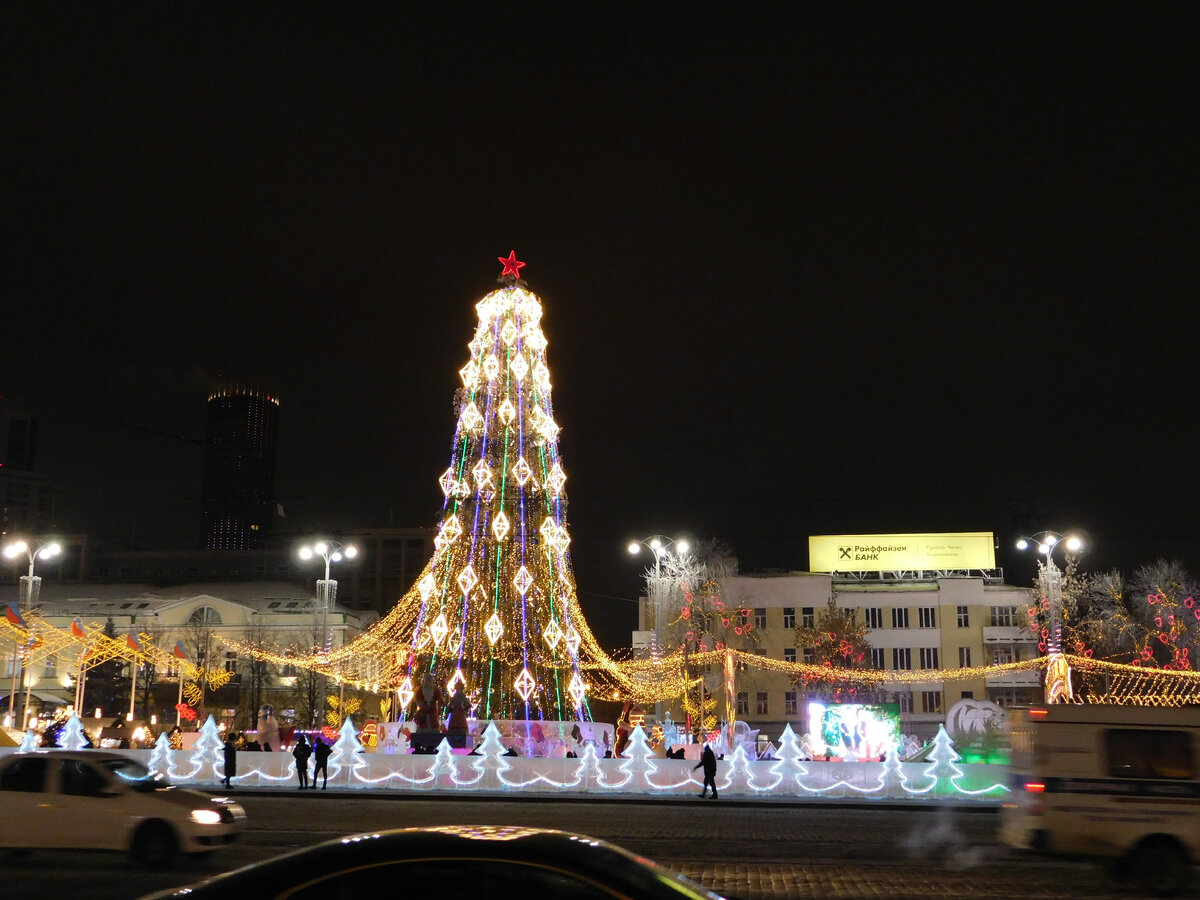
[1016,531,1083,703]
[3,538,61,729]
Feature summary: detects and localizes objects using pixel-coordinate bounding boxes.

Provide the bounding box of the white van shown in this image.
[1001,704,1200,897]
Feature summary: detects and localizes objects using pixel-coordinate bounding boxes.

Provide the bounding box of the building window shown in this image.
[993,647,1014,665]
[897,692,914,714]
[803,648,814,664]
[961,690,974,699]
[782,607,795,629]
[783,648,796,663]
[281,663,297,677]
[756,692,769,715]
[43,655,58,678]
[919,647,939,669]
[801,607,815,628]
[864,607,883,629]
[870,647,885,669]
[736,692,748,715]
[892,608,909,629]
[754,608,767,629]
[784,691,798,716]
[892,648,912,670]
[918,607,936,628]
[990,606,1015,627]
[223,651,238,673]
[956,605,969,627]
[958,647,972,667]
[921,691,942,714]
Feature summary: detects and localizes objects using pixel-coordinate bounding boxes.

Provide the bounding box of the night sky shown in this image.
[4,9,1197,651]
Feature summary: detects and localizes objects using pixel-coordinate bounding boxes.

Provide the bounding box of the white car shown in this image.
[0,750,245,866]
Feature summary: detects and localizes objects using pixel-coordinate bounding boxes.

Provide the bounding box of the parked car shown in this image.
[0,750,245,867]
[139,825,726,899]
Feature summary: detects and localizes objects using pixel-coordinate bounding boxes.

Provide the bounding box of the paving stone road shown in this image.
[3,791,1194,899]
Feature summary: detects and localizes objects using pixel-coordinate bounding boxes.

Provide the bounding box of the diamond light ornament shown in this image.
[436,515,462,549]
[483,355,500,380]
[447,632,462,655]
[565,626,582,655]
[539,517,559,543]
[472,459,493,490]
[475,295,495,321]
[525,328,547,353]
[539,416,559,441]
[534,361,551,390]
[512,457,533,486]
[446,667,466,697]
[430,612,449,647]
[457,565,479,596]
[568,673,586,707]
[459,362,479,389]
[498,398,516,425]
[484,613,504,646]
[514,667,536,703]
[513,565,534,595]
[439,467,458,497]
[546,463,566,495]
[509,354,528,383]
[491,511,511,541]
[542,619,563,649]
[422,573,441,602]
[500,319,518,346]
[398,676,415,710]
[459,402,482,431]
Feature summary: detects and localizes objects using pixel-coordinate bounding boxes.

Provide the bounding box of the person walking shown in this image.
[312,737,331,789]
[222,734,238,788]
[694,742,718,799]
[292,734,312,789]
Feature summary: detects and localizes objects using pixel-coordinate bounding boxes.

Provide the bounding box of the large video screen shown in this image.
[806,701,902,760]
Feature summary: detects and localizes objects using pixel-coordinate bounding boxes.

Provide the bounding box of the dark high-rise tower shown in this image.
[200,385,280,550]
[0,398,55,533]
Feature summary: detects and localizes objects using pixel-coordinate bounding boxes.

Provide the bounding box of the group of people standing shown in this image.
[220,732,333,789]
[291,734,332,789]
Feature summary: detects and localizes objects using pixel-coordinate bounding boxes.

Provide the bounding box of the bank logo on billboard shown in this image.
[809,533,994,572]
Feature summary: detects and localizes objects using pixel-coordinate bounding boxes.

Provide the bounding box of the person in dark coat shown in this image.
[694,743,718,799]
[311,737,332,790]
[222,734,237,788]
[292,734,312,789]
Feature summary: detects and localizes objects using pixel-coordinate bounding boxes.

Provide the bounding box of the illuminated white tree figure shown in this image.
[573,741,605,788]
[431,738,459,786]
[59,715,89,751]
[192,716,223,782]
[878,746,908,795]
[150,731,175,779]
[922,724,963,793]
[725,743,755,793]
[19,728,38,751]
[618,725,657,790]
[769,724,809,794]
[337,254,627,722]
[471,721,512,788]
[330,717,366,786]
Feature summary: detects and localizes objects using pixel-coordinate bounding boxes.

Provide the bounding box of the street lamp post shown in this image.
[3,538,61,729]
[1016,531,1083,703]
[297,539,358,726]
[627,536,689,724]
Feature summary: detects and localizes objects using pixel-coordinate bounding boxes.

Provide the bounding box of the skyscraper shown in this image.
[0,398,55,533]
[200,385,279,550]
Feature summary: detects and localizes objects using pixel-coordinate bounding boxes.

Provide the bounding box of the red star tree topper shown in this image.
[498,250,526,279]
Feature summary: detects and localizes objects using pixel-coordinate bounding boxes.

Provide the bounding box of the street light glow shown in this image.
[3,541,27,559]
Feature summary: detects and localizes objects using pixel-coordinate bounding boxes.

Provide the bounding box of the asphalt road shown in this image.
[0,792,1191,900]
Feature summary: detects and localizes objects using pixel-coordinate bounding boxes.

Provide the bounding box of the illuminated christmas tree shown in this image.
[344,253,623,722]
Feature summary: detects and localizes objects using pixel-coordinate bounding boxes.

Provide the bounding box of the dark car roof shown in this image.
[144,826,722,899]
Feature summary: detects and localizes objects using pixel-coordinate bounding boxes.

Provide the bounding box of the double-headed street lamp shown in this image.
[3,538,62,729]
[297,540,358,659]
[628,536,689,722]
[1016,531,1083,703]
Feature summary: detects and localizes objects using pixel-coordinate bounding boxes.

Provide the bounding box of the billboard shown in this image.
[808,532,995,572]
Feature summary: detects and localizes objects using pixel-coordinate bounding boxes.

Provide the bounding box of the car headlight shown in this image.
[190,808,223,825]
